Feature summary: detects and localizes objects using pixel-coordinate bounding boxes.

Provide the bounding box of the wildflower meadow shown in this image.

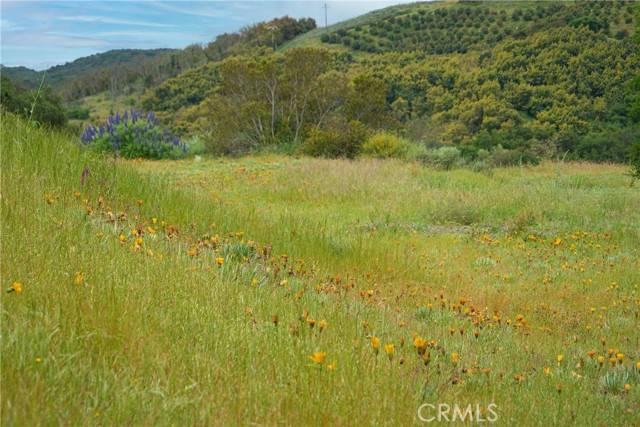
[2,112,639,425]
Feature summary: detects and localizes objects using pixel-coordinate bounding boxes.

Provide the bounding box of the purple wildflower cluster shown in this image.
[80,109,187,159]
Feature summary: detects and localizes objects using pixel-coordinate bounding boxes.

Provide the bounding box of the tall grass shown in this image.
[2,114,639,425]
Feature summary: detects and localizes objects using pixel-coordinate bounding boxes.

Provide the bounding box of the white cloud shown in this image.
[0,19,25,32]
[2,33,109,49]
[151,1,235,19]
[57,15,175,28]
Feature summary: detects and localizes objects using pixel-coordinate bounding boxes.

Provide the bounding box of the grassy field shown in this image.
[2,114,639,425]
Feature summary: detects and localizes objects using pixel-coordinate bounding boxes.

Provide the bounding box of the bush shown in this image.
[420,146,463,169]
[360,132,409,159]
[405,142,429,162]
[574,128,640,163]
[302,119,369,158]
[67,106,90,120]
[184,135,207,157]
[80,110,187,159]
[0,76,67,128]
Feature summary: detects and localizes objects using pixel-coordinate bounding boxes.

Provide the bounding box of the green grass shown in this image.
[2,114,640,425]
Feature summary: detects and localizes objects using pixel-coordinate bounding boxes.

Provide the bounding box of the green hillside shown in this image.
[285,0,636,51]
[2,1,638,164]
[0,65,43,89]
[139,0,639,164]
[1,49,178,93]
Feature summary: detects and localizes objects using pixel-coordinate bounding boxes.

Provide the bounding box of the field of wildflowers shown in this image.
[2,113,639,425]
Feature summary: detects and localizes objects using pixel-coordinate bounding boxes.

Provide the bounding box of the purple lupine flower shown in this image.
[81,125,97,144]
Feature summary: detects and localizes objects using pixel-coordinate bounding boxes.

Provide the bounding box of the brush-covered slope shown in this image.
[140,0,638,162]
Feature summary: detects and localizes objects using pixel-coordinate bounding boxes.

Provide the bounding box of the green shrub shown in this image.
[405,142,430,161]
[360,132,409,159]
[185,135,207,157]
[575,128,640,163]
[81,110,187,160]
[302,119,369,158]
[0,76,67,128]
[420,146,463,169]
[67,106,90,120]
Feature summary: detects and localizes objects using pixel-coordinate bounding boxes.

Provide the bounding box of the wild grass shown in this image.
[2,114,639,425]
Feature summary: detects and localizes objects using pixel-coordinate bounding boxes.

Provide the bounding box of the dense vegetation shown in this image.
[1,2,639,164]
[321,1,636,54]
[2,49,186,100]
[139,1,639,165]
[0,76,67,127]
[1,16,316,104]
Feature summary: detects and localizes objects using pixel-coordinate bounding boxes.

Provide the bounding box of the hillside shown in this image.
[140,0,639,164]
[311,1,636,53]
[1,49,178,91]
[0,65,43,89]
[2,1,638,164]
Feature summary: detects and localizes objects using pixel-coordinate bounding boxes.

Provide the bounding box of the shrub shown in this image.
[67,106,90,120]
[420,146,463,169]
[184,135,207,157]
[361,132,409,159]
[80,110,187,159]
[405,142,429,162]
[574,128,640,163]
[489,145,533,167]
[302,119,369,158]
[0,76,67,128]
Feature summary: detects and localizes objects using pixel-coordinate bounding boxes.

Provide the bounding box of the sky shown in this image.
[0,0,412,70]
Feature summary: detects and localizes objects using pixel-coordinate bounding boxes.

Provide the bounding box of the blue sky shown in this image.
[1,1,411,70]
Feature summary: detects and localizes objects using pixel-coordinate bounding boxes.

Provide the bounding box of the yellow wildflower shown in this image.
[451,352,460,365]
[8,282,23,294]
[414,336,428,355]
[371,336,380,354]
[310,352,326,364]
[384,343,395,361]
[74,272,84,286]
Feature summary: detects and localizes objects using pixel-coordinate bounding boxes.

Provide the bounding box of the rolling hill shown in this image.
[136,0,638,164]
[1,49,177,90]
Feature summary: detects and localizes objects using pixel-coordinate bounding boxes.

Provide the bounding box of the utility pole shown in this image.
[324,2,328,28]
